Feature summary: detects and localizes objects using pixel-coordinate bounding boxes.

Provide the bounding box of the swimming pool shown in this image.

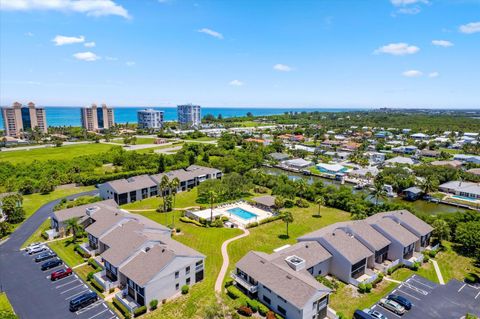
[452,195,478,202]
[227,207,258,220]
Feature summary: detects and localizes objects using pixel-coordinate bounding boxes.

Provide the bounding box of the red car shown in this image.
[51,268,73,281]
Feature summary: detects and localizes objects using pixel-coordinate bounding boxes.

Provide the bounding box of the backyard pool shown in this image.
[227,207,258,220]
[452,195,478,202]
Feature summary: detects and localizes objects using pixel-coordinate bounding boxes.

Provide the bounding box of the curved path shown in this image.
[214,227,250,294]
[0,189,99,319]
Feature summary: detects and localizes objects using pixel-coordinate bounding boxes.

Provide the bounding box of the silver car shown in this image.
[27,244,47,255]
[379,298,406,315]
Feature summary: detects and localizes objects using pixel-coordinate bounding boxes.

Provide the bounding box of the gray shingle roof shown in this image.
[367,216,418,247]
[52,199,118,223]
[252,195,276,208]
[106,175,157,194]
[347,220,391,251]
[269,241,332,269]
[236,251,330,309]
[384,210,433,236]
[320,228,373,264]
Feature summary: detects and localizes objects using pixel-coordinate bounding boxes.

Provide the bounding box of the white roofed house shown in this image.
[281,158,313,170]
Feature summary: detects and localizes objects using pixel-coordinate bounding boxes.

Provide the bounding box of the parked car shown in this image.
[25,242,42,250]
[51,268,73,281]
[388,294,412,310]
[35,251,57,262]
[379,298,406,315]
[354,310,374,319]
[366,309,388,319]
[41,258,63,271]
[28,244,47,255]
[69,292,98,312]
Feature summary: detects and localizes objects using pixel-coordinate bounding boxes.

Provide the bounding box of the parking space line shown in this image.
[60,283,84,294]
[396,288,421,301]
[85,308,108,319]
[458,284,466,292]
[402,282,428,295]
[65,289,89,300]
[475,291,480,299]
[55,279,79,288]
[409,277,435,289]
[76,301,103,315]
[379,306,402,318]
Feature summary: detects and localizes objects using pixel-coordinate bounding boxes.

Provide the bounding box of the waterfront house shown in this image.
[269,153,290,162]
[316,163,348,176]
[281,158,313,170]
[402,187,423,201]
[438,181,480,200]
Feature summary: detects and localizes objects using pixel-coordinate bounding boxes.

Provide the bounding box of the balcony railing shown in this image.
[403,251,424,267]
[115,290,140,312]
[94,270,119,291]
[349,269,378,286]
[231,272,258,294]
[374,259,400,273]
[79,242,96,257]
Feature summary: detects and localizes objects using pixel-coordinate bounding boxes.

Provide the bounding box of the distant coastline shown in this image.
[0,106,369,129]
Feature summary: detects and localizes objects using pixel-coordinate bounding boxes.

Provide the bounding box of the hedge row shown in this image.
[90,278,105,293]
[112,297,131,318]
[74,244,90,259]
[76,168,157,185]
[133,306,147,317]
[179,216,204,227]
[88,258,102,271]
[246,214,283,229]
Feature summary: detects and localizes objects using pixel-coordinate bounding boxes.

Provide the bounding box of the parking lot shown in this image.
[18,245,118,319]
[369,274,480,319]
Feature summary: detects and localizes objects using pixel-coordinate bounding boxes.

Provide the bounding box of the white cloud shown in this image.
[428,72,439,78]
[396,7,421,15]
[24,31,34,37]
[432,40,453,47]
[73,51,100,62]
[273,64,293,72]
[374,43,420,56]
[84,41,96,48]
[391,0,428,6]
[197,28,223,39]
[402,70,423,77]
[0,0,130,19]
[105,56,118,61]
[229,80,244,86]
[459,22,480,34]
[52,35,85,46]
[125,61,136,67]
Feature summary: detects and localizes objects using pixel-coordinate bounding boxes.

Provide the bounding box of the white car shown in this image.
[27,244,47,255]
[366,309,388,319]
[379,298,406,315]
[25,242,42,250]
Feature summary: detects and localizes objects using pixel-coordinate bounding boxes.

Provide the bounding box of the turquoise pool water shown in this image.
[452,195,478,202]
[227,207,258,220]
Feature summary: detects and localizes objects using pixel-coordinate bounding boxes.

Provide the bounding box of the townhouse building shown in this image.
[99,165,222,205]
[52,200,205,312]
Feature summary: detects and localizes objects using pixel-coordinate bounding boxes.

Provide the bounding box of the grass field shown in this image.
[21,218,51,248]
[110,137,156,145]
[435,241,479,282]
[0,292,15,316]
[122,188,199,210]
[48,237,87,267]
[0,143,114,164]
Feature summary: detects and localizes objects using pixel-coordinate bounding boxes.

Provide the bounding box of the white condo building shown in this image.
[177,104,201,128]
[137,109,164,130]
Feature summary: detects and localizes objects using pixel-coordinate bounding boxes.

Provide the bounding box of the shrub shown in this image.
[113,297,131,318]
[87,272,94,281]
[224,278,234,288]
[179,216,204,227]
[227,285,243,299]
[133,306,147,317]
[237,306,253,317]
[266,311,276,319]
[149,299,158,310]
[284,199,294,208]
[358,283,366,293]
[465,273,479,284]
[246,299,258,313]
[295,198,309,208]
[423,254,430,263]
[372,274,384,288]
[387,263,404,275]
[88,258,102,270]
[410,262,420,271]
[337,312,347,319]
[428,250,438,258]
[365,283,372,293]
[315,276,338,290]
[90,278,105,293]
[175,228,181,233]
[181,285,189,294]
[246,222,259,229]
[41,231,49,240]
[258,303,269,316]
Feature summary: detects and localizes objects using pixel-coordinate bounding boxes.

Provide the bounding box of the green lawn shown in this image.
[435,241,479,282]
[136,210,243,319]
[0,292,15,316]
[183,137,217,142]
[121,188,199,210]
[21,218,51,248]
[110,137,156,145]
[48,237,87,267]
[390,264,439,284]
[0,143,114,164]
[330,280,398,318]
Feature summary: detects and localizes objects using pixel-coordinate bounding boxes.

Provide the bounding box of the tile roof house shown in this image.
[62,200,206,312]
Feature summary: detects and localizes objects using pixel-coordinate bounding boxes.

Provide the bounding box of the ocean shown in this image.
[0,106,368,129]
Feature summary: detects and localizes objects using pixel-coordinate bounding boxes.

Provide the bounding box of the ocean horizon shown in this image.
[0,106,369,129]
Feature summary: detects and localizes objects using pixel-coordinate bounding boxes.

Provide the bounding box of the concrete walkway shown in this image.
[214,228,250,294]
[384,277,402,284]
[431,259,445,285]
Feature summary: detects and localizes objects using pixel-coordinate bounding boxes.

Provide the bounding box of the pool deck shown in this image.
[187,202,273,226]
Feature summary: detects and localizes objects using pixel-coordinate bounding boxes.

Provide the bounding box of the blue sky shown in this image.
[0,0,479,108]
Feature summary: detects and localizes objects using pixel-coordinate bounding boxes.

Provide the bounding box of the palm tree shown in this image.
[371,180,386,206]
[282,211,294,238]
[296,179,308,196]
[315,196,325,218]
[432,219,451,243]
[65,217,81,242]
[206,190,217,225]
[274,196,285,209]
[420,175,438,195]
[159,175,170,212]
[170,177,180,227]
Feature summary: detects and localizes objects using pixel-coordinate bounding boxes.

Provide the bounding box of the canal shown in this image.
[261,167,469,216]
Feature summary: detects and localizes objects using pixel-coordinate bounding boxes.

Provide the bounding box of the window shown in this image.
[263,285,271,293]
[307,267,314,275]
[278,295,287,303]
[186,278,191,285]
[196,260,203,266]
[277,306,286,316]
[186,266,190,274]
[175,283,179,290]
[175,271,179,279]
[263,296,271,305]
